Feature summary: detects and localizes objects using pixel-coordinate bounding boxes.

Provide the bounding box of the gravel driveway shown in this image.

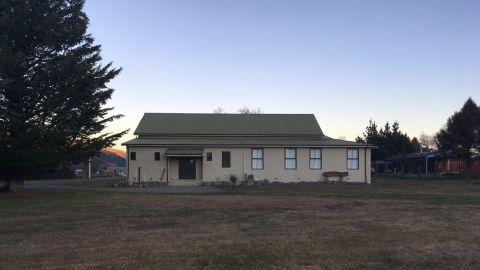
[25,178,223,194]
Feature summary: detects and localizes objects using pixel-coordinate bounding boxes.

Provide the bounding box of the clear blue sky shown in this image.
[84,0,480,148]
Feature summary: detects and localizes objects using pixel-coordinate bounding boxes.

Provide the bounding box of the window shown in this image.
[252,148,264,170]
[206,152,212,161]
[222,151,231,168]
[130,152,136,161]
[310,148,322,169]
[284,148,297,169]
[154,152,160,161]
[347,149,359,170]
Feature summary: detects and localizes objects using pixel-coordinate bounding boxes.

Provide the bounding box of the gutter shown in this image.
[126,146,129,184]
[122,143,375,148]
[365,148,367,183]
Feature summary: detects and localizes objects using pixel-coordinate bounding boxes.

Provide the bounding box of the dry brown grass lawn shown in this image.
[1,177,480,269]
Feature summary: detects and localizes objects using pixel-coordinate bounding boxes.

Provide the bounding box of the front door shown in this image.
[178,158,196,179]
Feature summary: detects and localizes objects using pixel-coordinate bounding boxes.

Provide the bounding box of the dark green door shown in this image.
[179,158,196,179]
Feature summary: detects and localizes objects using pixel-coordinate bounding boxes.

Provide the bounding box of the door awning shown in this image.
[165,148,203,157]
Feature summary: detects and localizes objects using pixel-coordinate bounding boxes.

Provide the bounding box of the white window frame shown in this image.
[309,148,322,170]
[347,148,359,170]
[251,148,264,170]
[284,148,297,170]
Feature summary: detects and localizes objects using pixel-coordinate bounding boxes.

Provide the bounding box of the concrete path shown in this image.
[25,178,223,194]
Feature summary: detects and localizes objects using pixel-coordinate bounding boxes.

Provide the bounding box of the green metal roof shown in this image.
[122,137,372,148]
[134,113,324,136]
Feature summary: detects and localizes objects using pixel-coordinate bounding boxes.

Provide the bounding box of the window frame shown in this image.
[154,152,160,161]
[206,152,212,161]
[222,151,231,168]
[130,151,136,161]
[346,148,359,170]
[251,148,264,170]
[309,148,322,170]
[284,148,297,170]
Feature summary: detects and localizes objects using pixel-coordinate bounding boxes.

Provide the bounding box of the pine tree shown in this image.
[356,119,380,159]
[436,98,480,175]
[411,138,421,153]
[0,0,127,190]
[356,119,417,162]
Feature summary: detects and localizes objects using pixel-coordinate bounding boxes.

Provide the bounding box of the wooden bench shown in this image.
[322,171,349,181]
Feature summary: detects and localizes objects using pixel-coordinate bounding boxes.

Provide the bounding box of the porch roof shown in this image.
[165,148,203,157]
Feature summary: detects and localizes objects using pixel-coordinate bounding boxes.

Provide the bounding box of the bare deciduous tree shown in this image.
[419,132,436,151]
[237,106,263,114]
[213,107,226,114]
[213,106,263,114]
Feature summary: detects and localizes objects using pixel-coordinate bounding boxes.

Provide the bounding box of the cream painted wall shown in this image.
[169,158,178,180]
[203,148,245,182]
[127,146,203,182]
[202,147,371,183]
[240,148,369,183]
[127,147,167,182]
[128,146,372,184]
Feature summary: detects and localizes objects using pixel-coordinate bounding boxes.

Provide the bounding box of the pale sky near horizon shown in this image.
[83,0,480,149]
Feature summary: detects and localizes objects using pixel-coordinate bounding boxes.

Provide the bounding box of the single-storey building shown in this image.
[383,151,480,175]
[122,113,373,185]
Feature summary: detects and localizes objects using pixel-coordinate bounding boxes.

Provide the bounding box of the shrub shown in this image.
[229,174,238,185]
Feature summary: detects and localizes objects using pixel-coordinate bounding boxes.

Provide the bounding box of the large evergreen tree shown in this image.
[0,0,127,190]
[436,98,480,174]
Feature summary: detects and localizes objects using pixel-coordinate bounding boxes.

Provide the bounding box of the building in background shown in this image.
[380,151,480,175]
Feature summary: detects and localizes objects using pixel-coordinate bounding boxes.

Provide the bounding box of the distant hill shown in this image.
[71,148,126,174]
[34,148,126,179]
[94,148,126,168]
[103,147,126,159]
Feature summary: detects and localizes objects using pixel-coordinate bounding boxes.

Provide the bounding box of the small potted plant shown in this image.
[229,174,238,186]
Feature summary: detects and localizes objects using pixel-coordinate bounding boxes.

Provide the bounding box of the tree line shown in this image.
[355,121,421,161]
[357,98,480,173]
